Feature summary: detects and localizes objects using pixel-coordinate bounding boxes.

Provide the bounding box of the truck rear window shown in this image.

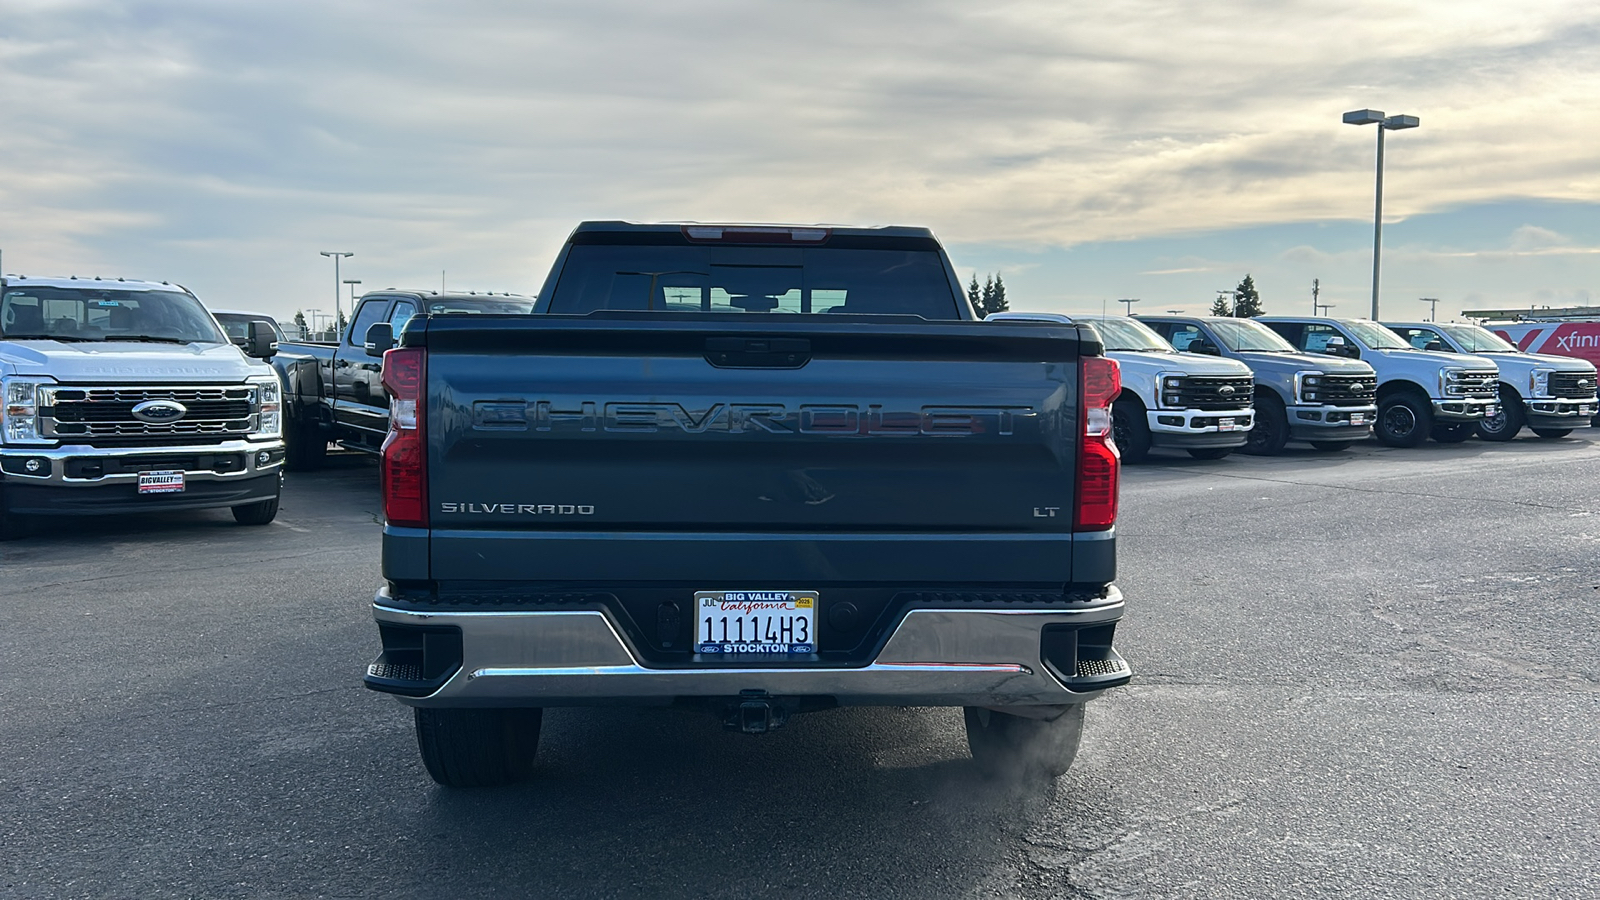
[546,245,961,318]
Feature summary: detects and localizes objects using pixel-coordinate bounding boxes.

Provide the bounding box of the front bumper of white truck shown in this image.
[1146,407,1254,448]
[0,439,284,514]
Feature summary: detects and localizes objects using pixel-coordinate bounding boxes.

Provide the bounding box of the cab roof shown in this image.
[1,275,189,293]
[569,220,938,241]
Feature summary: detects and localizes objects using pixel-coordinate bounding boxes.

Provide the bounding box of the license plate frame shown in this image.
[1580,405,1594,416]
[137,470,185,495]
[695,591,817,655]
[1483,405,1499,417]
[1349,412,1367,426]
[1216,417,1237,432]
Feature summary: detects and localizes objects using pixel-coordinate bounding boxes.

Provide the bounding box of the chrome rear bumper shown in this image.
[369,586,1128,709]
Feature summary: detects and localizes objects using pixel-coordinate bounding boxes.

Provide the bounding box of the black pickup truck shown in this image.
[362,222,1130,787]
[271,291,533,468]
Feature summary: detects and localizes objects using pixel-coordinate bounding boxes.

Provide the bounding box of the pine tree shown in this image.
[292,310,308,339]
[990,274,1008,314]
[968,274,982,316]
[981,275,995,318]
[1233,275,1263,317]
[1211,294,1233,316]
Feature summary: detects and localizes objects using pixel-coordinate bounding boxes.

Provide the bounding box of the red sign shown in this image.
[1489,322,1600,367]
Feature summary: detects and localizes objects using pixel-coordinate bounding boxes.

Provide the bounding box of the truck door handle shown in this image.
[704,337,811,368]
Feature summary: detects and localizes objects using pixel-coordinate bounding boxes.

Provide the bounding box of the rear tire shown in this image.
[1186,447,1232,460]
[1243,394,1289,455]
[1531,427,1573,439]
[284,417,327,471]
[1429,422,1475,444]
[1308,440,1351,452]
[415,707,543,788]
[231,494,280,525]
[1375,391,1432,448]
[1111,400,1152,464]
[1476,387,1524,442]
[965,705,1085,780]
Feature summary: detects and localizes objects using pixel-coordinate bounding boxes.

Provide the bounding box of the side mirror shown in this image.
[364,322,395,357]
[1322,335,1354,358]
[245,321,278,359]
[1424,340,1444,352]
[1192,340,1221,356]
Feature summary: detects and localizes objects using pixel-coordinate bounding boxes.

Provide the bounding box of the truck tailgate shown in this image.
[417,316,1088,584]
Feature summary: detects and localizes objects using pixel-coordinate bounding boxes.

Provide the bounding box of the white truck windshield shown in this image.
[1209,319,1296,352]
[1441,324,1516,353]
[1087,316,1174,352]
[1,287,227,344]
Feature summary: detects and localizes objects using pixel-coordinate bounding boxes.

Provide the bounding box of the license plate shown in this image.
[695,591,816,655]
[137,470,185,494]
[1581,405,1594,416]
[1216,417,1237,432]
[1349,412,1367,426]
[1483,405,1499,417]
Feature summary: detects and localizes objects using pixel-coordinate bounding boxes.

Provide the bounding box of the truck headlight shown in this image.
[2,378,55,446]
[249,376,282,439]
[1159,374,1184,408]
[1440,367,1465,397]
[1296,372,1323,403]
[1529,369,1551,398]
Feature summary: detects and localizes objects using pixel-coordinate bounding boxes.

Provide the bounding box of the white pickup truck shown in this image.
[1083,315,1255,461]
[0,276,285,539]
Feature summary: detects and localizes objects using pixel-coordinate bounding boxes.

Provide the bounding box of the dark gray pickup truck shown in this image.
[363,222,1130,787]
[271,291,533,468]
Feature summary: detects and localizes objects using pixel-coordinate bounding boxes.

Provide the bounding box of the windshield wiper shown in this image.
[0,334,98,342]
[112,335,193,344]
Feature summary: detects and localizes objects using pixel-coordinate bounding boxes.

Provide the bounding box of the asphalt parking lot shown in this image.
[3,433,1598,900]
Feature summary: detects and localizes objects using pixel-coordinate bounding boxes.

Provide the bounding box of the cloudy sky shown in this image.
[2,0,1597,326]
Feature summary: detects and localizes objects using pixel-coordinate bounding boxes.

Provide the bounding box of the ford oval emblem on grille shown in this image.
[1352,383,1366,391]
[131,400,188,423]
[1219,385,1236,395]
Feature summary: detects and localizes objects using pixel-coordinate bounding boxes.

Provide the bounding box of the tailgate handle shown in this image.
[704,337,811,368]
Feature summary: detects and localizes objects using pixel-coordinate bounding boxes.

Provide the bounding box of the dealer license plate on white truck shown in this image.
[695,591,816,654]
[137,470,185,494]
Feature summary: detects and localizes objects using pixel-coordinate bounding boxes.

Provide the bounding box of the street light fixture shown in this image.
[302,307,321,340]
[1315,302,1336,316]
[1215,290,1236,316]
[319,251,354,333]
[1118,298,1140,315]
[1344,109,1420,321]
[1421,297,1440,322]
[343,279,362,312]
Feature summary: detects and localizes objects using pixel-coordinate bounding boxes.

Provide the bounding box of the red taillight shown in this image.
[380,347,427,528]
[1074,355,1121,531]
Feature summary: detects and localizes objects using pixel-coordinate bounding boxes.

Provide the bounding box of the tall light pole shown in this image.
[1421,297,1440,322]
[303,308,321,340]
[1316,301,1336,316]
[320,251,354,333]
[343,279,362,312]
[1216,290,1236,316]
[1118,298,1140,315]
[1343,109,1420,321]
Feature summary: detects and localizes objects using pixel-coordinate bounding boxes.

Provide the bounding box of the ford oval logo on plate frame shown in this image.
[131,399,188,423]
